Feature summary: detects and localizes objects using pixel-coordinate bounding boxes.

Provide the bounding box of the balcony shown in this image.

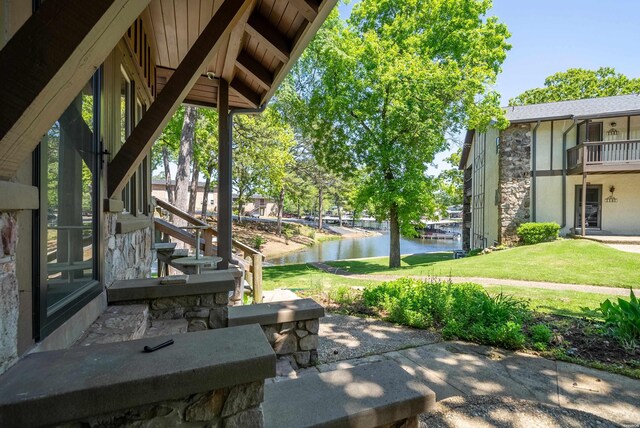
[567,140,640,174]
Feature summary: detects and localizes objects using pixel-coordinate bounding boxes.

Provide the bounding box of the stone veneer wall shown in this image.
[0,212,19,375]
[149,293,230,332]
[262,319,319,368]
[104,213,153,288]
[71,381,264,428]
[498,124,532,245]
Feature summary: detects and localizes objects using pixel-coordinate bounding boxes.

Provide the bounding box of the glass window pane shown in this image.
[45,79,96,314]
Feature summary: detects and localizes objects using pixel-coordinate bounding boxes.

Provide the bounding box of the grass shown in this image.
[263,263,615,319]
[263,263,380,292]
[327,239,640,288]
[482,285,611,319]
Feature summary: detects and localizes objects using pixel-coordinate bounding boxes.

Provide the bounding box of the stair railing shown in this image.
[153,197,264,303]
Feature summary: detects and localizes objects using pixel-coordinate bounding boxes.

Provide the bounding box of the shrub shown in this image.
[516,222,560,245]
[363,278,531,349]
[599,289,640,349]
[252,235,266,249]
[283,228,294,244]
[529,324,553,346]
[329,285,361,306]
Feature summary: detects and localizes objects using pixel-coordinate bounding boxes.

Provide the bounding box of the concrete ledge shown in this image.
[228,299,325,327]
[263,360,436,428]
[108,272,235,303]
[104,198,124,213]
[0,325,276,428]
[0,181,38,210]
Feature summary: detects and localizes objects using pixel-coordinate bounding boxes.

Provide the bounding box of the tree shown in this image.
[509,67,640,106]
[436,149,464,210]
[194,109,219,218]
[293,1,510,267]
[152,106,184,205]
[174,106,197,221]
[232,108,294,222]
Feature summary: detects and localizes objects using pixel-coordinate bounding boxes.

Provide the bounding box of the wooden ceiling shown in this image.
[144,0,336,109]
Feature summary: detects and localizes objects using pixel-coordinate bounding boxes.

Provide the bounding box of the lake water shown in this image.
[267,233,462,265]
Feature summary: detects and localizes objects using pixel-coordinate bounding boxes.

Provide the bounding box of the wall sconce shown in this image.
[607,122,619,137]
[605,185,618,203]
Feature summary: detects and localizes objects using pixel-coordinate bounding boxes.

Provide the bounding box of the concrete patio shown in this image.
[273,313,640,427]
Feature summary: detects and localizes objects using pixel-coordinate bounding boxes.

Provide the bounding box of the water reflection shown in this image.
[268,233,462,265]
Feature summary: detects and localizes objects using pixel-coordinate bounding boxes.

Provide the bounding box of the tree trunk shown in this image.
[174,105,197,229]
[337,202,342,227]
[162,145,174,205]
[317,187,323,231]
[297,201,301,218]
[276,187,284,236]
[201,163,214,220]
[237,190,244,223]
[188,159,199,216]
[389,202,401,268]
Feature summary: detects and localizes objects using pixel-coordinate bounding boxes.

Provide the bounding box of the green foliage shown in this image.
[282,228,294,244]
[363,278,530,349]
[252,235,266,250]
[529,324,553,345]
[329,285,361,306]
[436,149,464,209]
[509,67,640,106]
[599,290,640,348]
[516,222,560,245]
[287,0,511,266]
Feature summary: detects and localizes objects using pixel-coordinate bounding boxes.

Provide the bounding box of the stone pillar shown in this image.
[0,212,19,375]
[498,124,532,245]
[104,213,153,288]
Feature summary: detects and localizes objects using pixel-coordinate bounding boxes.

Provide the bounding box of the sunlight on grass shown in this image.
[327,240,640,288]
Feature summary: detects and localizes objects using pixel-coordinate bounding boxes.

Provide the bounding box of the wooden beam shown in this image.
[235,50,273,90]
[230,80,261,108]
[288,0,319,22]
[0,0,151,180]
[221,0,255,82]
[107,0,252,198]
[245,13,291,63]
[260,0,338,106]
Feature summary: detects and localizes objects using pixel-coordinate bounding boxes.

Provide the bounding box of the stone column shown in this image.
[0,212,19,375]
[498,124,532,245]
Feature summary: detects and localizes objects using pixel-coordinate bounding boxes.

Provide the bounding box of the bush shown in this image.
[516,222,560,245]
[363,278,531,349]
[528,323,553,350]
[599,289,640,349]
[252,235,266,250]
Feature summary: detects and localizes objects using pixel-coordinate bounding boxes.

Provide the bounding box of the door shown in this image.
[575,185,602,230]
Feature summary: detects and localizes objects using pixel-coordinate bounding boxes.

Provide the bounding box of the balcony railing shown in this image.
[567,140,640,173]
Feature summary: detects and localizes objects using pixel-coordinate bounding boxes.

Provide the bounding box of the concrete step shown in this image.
[74,304,149,347]
[263,360,435,428]
[145,319,189,338]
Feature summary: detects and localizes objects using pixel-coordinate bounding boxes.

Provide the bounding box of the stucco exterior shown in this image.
[462,105,640,249]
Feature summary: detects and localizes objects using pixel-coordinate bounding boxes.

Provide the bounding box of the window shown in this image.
[34,71,102,338]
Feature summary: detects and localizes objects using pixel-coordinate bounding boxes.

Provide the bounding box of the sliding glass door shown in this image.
[34,71,102,339]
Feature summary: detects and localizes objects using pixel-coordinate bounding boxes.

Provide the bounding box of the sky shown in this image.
[339,0,640,173]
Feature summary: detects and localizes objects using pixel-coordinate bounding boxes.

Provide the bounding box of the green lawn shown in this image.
[263,262,618,319]
[263,263,380,292]
[327,239,640,288]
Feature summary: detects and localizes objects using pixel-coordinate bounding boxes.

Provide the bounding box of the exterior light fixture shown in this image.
[605,185,618,203]
[607,122,619,137]
[206,71,216,80]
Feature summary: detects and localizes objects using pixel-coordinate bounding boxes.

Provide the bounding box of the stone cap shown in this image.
[0,325,276,428]
[108,271,235,303]
[228,299,325,327]
[263,360,436,428]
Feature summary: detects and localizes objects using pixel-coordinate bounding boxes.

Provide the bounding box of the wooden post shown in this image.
[581,172,587,237]
[217,79,232,270]
[203,228,214,256]
[252,254,263,304]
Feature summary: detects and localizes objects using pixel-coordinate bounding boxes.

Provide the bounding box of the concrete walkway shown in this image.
[275,313,640,427]
[309,262,638,297]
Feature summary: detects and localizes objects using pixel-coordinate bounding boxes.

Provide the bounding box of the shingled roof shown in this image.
[460,94,640,169]
[505,94,640,123]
